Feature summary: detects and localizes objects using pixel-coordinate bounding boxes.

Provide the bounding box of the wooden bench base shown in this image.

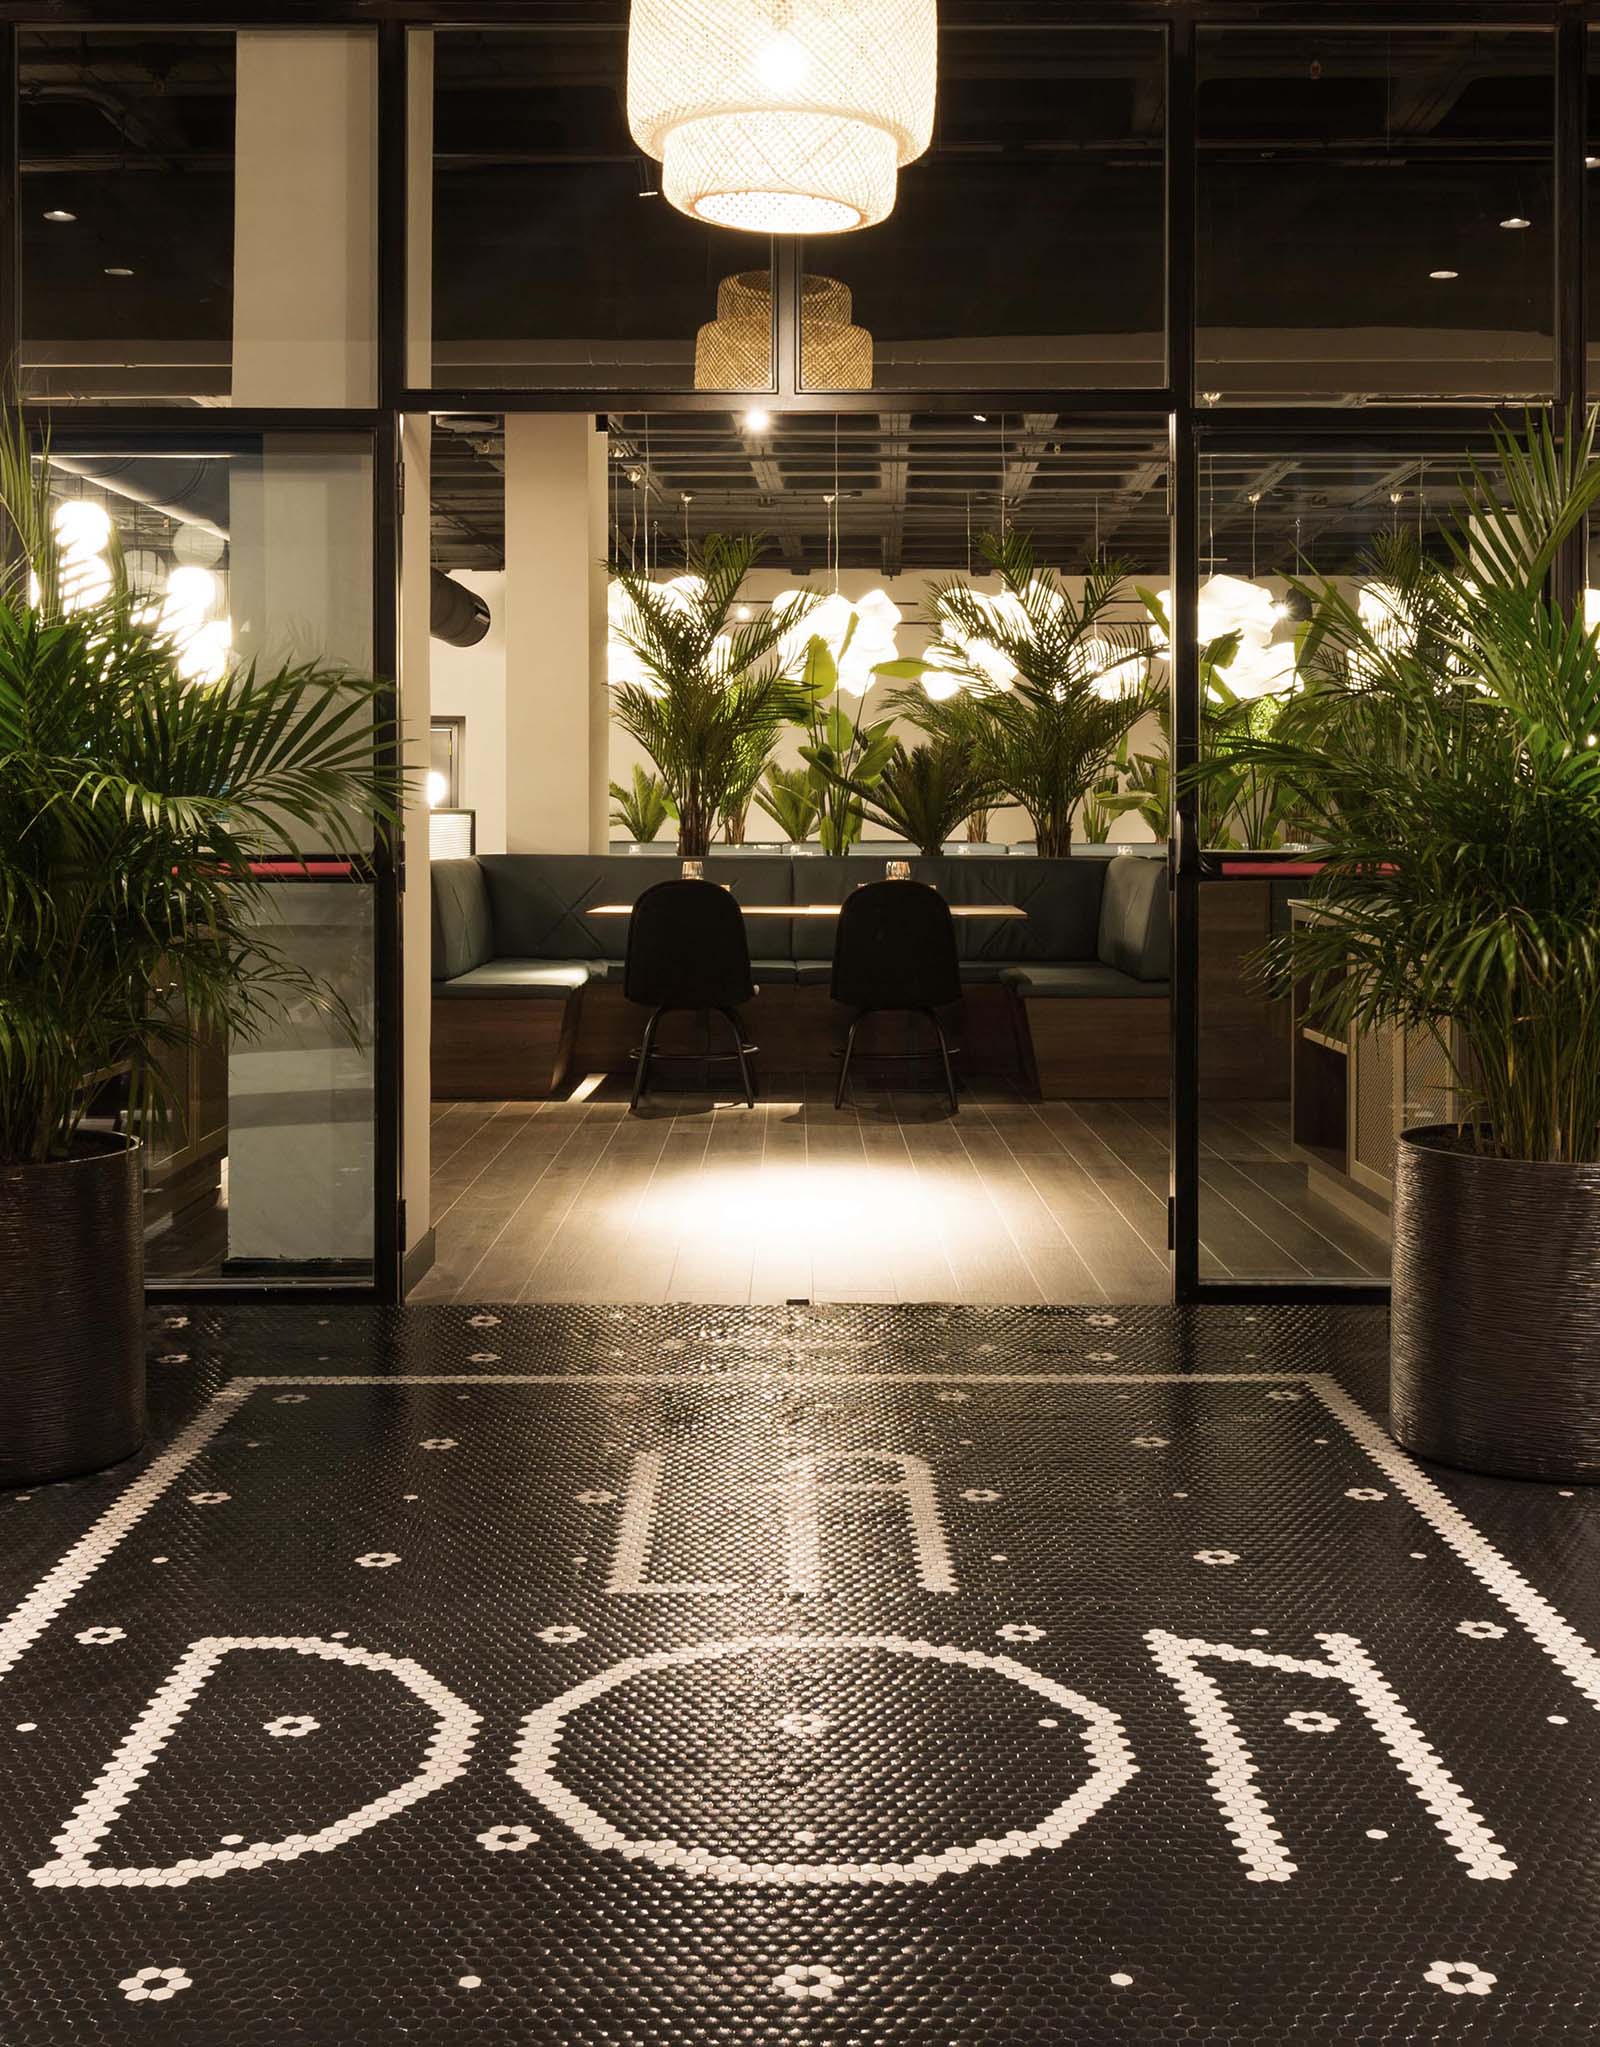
[430,996,580,1101]
[1021,997,1170,1098]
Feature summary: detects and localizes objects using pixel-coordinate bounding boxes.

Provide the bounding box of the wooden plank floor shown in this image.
[413,1076,1389,1305]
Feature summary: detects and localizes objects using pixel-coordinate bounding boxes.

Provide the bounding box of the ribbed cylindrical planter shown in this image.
[0,1135,145,1487]
[1391,1126,1600,1482]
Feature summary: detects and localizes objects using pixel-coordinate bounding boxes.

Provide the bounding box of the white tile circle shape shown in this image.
[477,1825,540,1853]
[263,1715,319,1739]
[355,1552,401,1570]
[509,1634,1137,1888]
[75,1626,125,1646]
[773,1962,843,2002]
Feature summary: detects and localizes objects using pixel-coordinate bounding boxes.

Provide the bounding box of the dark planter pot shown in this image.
[0,1135,145,1487]
[1391,1126,1600,1483]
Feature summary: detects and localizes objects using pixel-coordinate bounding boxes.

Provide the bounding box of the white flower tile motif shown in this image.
[273,1393,309,1406]
[1087,1312,1119,1327]
[477,1825,540,1853]
[1193,1549,1240,1566]
[355,1552,401,1570]
[1424,1960,1497,1997]
[536,1625,586,1646]
[1456,1621,1508,1641]
[468,1352,500,1364]
[996,1623,1046,1645]
[1086,1351,1119,1363]
[960,1488,1000,1503]
[118,1967,191,2004]
[934,1390,971,1404]
[575,1490,616,1507]
[772,1963,844,2003]
[1265,1389,1304,1403]
[263,1715,319,1739]
[1344,1488,1387,1502]
[466,1313,501,1328]
[1284,1711,1340,1734]
[186,1492,230,1507]
[1132,1435,1169,1450]
[419,1438,458,1452]
[75,1626,125,1645]
[156,1352,190,1366]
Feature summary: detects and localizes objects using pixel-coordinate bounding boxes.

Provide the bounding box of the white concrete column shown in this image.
[232,30,377,406]
[503,413,610,853]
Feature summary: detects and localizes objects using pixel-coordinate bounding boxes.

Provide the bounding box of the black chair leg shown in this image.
[630,1006,664,1113]
[836,1012,865,1111]
[926,1008,959,1114]
[718,1007,757,1109]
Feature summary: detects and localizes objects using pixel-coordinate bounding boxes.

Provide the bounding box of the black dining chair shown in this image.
[830,880,961,1113]
[623,879,759,1112]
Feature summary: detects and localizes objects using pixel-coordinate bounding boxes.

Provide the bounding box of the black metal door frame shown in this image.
[2,2,1593,1303]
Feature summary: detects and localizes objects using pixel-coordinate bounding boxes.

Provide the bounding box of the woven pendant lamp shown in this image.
[694,270,872,390]
[628,0,938,235]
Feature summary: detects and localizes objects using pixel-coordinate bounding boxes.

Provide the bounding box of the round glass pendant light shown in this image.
[695,271,872,389]
[628,0,938,235]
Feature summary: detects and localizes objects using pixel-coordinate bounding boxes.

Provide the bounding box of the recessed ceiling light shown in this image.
[1429,269,1458,280]
[43,208,76,223]
[104,265,133,277]
[1500,215,1531,230]
[741,407,772,433]
[972,412,988,423]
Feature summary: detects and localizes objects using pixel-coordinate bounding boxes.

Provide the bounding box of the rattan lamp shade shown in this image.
[694,270,872,390]
[628,0,937,235]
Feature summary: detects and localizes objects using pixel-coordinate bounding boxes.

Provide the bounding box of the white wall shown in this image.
[431,569,508,853]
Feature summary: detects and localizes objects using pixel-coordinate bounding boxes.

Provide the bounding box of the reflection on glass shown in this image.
[20,30,235,402]
[801,28,1164,390]
[1199,27,1553,403]
[47,442,379,1283]
[1198,880,1391,1284]
[432,28,772,389]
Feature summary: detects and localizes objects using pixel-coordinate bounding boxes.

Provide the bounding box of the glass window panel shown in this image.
[1198,27,1554,404]
[431,29,773,391]
[20,30,235,403]
[1193,441,1506,1284]
[20,29,378,408]
[46,439,379,1282]
[800,27,1165,391]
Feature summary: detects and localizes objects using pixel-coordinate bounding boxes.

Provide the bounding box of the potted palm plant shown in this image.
[0,429,400,1487]
[608,535,818,859]
[1195,415,1600,1480]
[814,736,1001,858]
[890,534,1154,857]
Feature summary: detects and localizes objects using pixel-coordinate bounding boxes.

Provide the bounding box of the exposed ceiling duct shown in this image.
[429,569,491,647]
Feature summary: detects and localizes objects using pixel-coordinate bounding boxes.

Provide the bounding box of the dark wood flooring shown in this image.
[413,1078,1389,1305]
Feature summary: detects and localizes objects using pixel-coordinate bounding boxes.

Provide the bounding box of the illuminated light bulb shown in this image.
[175,618,232,686]
[426,769,449,808]
[742,408,773,433]
[59,556,113,614]
[163,564,219,619]
[52,498,112,557]
[754,28,810,93]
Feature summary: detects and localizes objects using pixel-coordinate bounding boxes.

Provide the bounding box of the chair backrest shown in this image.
[624,879,755,1008]
[1096,854,1170,981]
[830,880,961,1011]
[430,858,495,982]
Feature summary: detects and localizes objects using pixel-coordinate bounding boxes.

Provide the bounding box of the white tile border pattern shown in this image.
[0,1372,1596,1718]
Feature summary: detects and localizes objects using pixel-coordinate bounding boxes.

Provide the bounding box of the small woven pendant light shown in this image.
[694,270,873,390]
[628,0,938,235]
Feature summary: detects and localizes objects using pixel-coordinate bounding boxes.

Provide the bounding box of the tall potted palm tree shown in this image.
[892,534,1154,856]
[1195,415,1600,1480]
[0,429,400,1486]
[608,534,818,858]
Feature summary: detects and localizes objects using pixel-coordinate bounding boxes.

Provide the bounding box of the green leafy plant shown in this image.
[608,764,676,843]
[897,533,1155,858]
[1079,769,1120,844]
[751,762,821,845]
[609,534,817,858]
[1191,412,1600,1164]
[814,736,1002,857]
[790,623,899,855]
[888,686,1001,842]
[0,424,401,1167]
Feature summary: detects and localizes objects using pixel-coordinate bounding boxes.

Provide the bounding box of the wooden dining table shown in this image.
[586,902,1027,919]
